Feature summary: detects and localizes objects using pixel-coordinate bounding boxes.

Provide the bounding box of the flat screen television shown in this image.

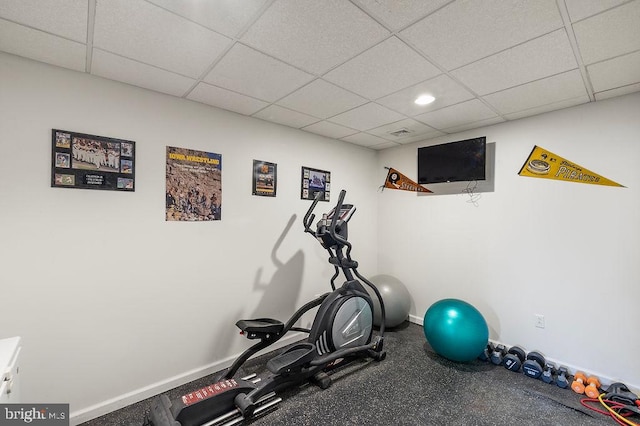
[417,137,486,184]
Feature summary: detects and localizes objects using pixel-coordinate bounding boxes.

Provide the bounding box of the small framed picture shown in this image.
[252,160,277,197]
[301,166,330,201]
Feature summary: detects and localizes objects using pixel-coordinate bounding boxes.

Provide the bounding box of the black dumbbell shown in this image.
[541,362,556,384]
[478,342,495,362]
[523,351,546,379]
[490,344,507,365]
[556,366,570,388]
[503,346,526,372]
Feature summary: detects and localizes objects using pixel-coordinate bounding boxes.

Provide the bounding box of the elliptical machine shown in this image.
[147,190,386,426]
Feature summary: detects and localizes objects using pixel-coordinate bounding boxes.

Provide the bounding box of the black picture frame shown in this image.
[301,166,330,201]
[252,160,277,197]
[51,129,136,191]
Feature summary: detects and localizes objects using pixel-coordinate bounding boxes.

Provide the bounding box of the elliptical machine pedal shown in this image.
[204,392,282,426]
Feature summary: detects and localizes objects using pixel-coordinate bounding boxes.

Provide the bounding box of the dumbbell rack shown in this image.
[478,342,634,397]
[478,342,640,424]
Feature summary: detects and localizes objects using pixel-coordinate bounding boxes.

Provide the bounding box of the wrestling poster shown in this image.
[518,146,624,187]
[166,146,222,221]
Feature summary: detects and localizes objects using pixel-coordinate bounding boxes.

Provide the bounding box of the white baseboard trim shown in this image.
[69,333,303,425]
[407,316,639,394]
[409,314,423,326]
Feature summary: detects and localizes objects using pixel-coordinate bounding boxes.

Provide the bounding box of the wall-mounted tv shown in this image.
[417,137,486,184]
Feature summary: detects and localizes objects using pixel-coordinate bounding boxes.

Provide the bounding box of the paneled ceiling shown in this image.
[1,0,639,149]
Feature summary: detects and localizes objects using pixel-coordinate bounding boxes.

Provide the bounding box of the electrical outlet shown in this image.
[535,314,545,329]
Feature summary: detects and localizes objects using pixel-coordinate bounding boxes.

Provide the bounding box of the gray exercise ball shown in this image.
[365,275,411,328]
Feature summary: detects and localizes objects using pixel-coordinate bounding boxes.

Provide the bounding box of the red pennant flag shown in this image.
[383,168,432,193]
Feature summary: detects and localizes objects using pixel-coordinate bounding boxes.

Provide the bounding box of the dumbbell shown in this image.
[541,362,556,384]
[522,351,546,379]
[584,376,601,398]
[556,367,570,389]
[503,346,526,372]
[478,342,495,362]
[572,371,588,394]
[490,344,507,365]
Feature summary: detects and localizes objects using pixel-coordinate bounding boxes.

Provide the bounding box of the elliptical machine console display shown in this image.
[313,203,354,250]
[146,190,385,426]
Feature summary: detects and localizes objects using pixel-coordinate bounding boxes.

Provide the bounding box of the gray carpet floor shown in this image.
[80,322,623,425]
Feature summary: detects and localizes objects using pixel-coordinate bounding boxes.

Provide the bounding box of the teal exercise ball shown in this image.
[423,299,488,362]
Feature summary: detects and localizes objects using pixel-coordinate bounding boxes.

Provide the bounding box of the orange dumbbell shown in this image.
[584,376,601,398]
[571,371,587,394]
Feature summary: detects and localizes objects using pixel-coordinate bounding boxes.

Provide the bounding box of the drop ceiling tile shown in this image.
[588,50,640,93]
[503,95,589,120]
[452,29,577,96]
[393,131,446,145]
[302,121,359,139]
[146,0,268,37]
[328,102,405,131]
[376,74,474,116]
[400,0,563,70]
[324,36,441,100]
[94,0,232,78]
[277,79,367,119]
[594,83,640,100]
[414,99,498,130]
[369,141,401,150]
[204,43,314,103]
[341,132,390,148]
[573,1,640,64]
[91,49,196,97]
[253,105,320,128]
[367,118,440,142]
[187,82,269,115]
[483,70,587,114]
[241,0,389,74]
[352,0,451,31]
[0,19,85,71]
[0,0,87,42]
[564,0,628,22]
[442,116,505,134]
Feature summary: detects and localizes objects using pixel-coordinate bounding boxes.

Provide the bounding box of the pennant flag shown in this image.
[383,167,432,193]
[518,146,624,187]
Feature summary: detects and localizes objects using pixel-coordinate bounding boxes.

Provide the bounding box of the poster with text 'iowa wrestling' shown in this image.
[166,146,222,221]
[518,146,624,188]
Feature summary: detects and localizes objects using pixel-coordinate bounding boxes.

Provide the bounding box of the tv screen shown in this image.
[417,137,486,184]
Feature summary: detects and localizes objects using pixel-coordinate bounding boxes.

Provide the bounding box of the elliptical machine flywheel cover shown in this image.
[328,295,373,351]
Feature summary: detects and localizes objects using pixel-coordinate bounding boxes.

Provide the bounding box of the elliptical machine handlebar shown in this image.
[329,189,351,252]
[303,191,323,237]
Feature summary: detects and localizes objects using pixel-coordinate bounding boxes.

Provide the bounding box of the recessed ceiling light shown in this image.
[415,94,435,105]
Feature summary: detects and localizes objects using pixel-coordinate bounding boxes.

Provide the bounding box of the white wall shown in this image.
[0,52,380,423]
[3,50,639,423]
[377,92,640,391]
